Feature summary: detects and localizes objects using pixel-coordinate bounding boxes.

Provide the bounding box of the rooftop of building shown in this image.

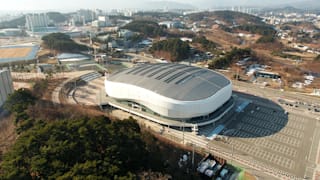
[107,63,231,101]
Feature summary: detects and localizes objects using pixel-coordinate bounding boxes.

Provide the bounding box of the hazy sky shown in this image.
[0,0,306,11]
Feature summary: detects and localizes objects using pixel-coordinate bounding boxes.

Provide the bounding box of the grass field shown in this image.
[0,47,33,59]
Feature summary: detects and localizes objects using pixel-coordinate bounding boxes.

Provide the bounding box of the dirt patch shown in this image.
[13,82,33,90]
[205,30,241,50]
[152,51,173,61]
[302,61,320,73]
[243,171,257,180]
[0,47,32,59]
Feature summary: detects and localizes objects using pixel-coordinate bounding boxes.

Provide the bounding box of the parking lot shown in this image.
[67,70,319,179]
[200,93,320,178]
[279,98,320,114]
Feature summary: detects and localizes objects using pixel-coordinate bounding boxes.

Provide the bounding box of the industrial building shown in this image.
[0,70,14,107]
[0,28,23,37]
[57,53,91,64]
[104,63,234,128]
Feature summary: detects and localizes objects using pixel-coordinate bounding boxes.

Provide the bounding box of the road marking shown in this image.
[308,127,317,162]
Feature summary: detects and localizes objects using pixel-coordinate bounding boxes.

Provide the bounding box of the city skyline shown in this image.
[0,0,318,12]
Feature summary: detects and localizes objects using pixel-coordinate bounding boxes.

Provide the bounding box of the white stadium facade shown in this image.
[104,63,234,128]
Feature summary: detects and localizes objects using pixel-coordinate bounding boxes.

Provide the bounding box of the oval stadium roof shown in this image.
[107,63,231,101]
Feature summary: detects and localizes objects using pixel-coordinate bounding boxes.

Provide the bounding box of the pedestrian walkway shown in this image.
[51,71,94,104]
[72,76,104,106]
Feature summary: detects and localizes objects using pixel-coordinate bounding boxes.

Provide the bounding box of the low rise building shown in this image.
[0,28,23,37]
[118,29,134,39]
[159,21,183,29]
[57,53,91,64]
[92,16,111,28]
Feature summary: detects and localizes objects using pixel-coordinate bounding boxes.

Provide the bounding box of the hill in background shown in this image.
[188,10,264,26]
[0,12,67,29]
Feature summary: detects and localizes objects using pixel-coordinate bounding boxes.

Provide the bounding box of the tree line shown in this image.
[188,10,263,25]
[235,24,277,43]
[236,25,276,36]
[150,38,190,61]
[208,47,252,69]
[122,20,166,38]
[42,33,89,52]
[192,36,218,53]
[0,85,146,179]
[0,115,147,179]
[0,80,199,179]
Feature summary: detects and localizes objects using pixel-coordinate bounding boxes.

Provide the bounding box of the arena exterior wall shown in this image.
[105,79,232,119]
[104,63,233,121]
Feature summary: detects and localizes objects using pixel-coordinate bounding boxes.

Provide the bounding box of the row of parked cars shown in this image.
[197,154,235,180]
[278,98,320,113]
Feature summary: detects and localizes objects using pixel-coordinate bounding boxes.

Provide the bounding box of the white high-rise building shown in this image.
[92,16,111,27]
[0,70,13,107]
[25,13,49,32]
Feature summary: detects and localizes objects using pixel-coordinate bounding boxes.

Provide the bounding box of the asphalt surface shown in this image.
[202,93,319,179]
[66,70,320,180]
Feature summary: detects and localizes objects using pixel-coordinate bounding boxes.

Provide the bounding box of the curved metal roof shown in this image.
[107,63,231,101]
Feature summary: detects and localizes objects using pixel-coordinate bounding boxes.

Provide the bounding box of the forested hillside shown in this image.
[122,20,166,37]
[150,38,190,61]
[0,80,201,179]
[42,33,88,52]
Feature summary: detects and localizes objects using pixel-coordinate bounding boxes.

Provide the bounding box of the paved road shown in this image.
[233,81,320,107]
[51,71,94,104]
[126,53,159,63]
[73,77,105,106]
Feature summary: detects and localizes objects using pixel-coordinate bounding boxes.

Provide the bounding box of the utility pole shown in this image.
[231,142,234,165]
[236,66,240,80]
[99,88,102,110]
[182,120,185,144]
[192,143,195,168]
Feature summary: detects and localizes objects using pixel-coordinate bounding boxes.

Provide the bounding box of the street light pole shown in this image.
[231,142,234,165]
